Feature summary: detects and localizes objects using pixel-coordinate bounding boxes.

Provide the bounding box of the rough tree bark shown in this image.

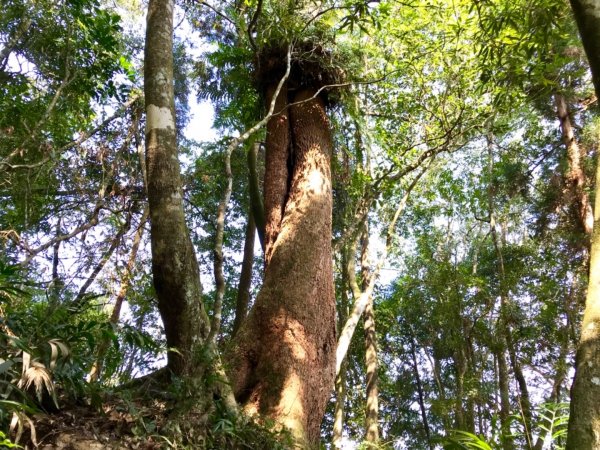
[555,92,593,235]
[569,0,600,96]
[566,1,600,447]
[263,83,290,269]
[228,88,336,446]
[144,0,209,376]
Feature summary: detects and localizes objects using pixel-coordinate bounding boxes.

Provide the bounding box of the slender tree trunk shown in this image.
[427,351,451,432]
[363,298,379,442]
[144,0,209,376]
[534,324,569,450]
[361,228,379,445]
[454,347,467,431]
[410,338,434,450]
[333,250,350,450]
[486,135,513,450]
[232,143,263,338]
[567,3,600,447]
[232,208,256,337]
[555,92,593,235]
[465,338,476,434]
[228,88,336,445]
[336,168,425,376]
[89,207,149,382]
[247,142,265,250]
[73,210,132,306]
[50,220,62,305]
[333,365,346,449]
[506,331,533,446]
[487,132,532,447]
[122,313,145,379]
[496,347,514,450]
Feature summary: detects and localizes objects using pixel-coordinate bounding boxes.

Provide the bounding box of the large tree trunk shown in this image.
[568,160,600,449]
[566,1,600,448]
[144,0,209,376]
[228,88,336,445]
[569,0,600,96]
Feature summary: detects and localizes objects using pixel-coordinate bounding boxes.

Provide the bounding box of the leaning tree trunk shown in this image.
[228,87,336,446]
[566,1,600,448]
[144,0,209,376]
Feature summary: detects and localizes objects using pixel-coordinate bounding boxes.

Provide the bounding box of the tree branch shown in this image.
[335,162,431,375]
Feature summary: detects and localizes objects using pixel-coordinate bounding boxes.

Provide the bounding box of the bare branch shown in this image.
[197,1,236,27]
[335,161,431,376]
[247,0,263,52]
[59,95,141,153]
[72,208,134,306]
[19,203,105,267]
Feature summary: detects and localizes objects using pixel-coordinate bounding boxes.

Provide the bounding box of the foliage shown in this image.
[0,430,19,448]
[534,402,570,450]
[0,0,597,447]
[442,430,495,450]
[0,0,131,159]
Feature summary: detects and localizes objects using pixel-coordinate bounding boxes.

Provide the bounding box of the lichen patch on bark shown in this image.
[146,104,175,132]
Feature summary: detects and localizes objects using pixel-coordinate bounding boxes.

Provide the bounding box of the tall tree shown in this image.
[144,0,210,376]
[566,0,600,448]
[228,84,336,445]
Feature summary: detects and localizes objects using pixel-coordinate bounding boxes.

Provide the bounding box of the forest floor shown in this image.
[16,393,169,449]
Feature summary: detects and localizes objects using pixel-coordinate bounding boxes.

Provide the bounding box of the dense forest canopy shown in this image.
[2,0,600,448]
